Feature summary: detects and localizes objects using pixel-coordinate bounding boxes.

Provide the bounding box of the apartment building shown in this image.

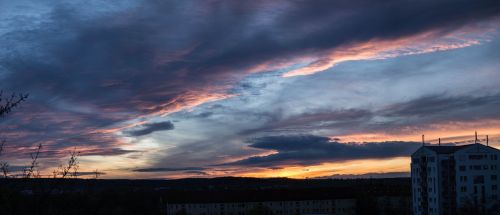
[411,139,500,215]
[166,198,356,215]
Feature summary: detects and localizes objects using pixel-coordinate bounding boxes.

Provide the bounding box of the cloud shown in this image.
[2,0,499,116]
[133,167,204,172]
[184,170,209,176]
[221,135,420,167]
[382,93,500,120]
[239,92,500,137]
[73,171,107,177]
[126,121,175,136]
[241,108,373,135]
[0,0,499,177]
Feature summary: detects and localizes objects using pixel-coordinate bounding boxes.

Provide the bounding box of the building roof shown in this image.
[423,145,470,154]
[423,143,499,154]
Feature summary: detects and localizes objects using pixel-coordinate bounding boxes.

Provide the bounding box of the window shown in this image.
[492,155,498,160]
[492,175,497,180]
[474,176,485,184]
[484,165,489,170]
[474,165,482,170]
[461,186,467,192]
[459,166,466,171]
[492,165,498,170]
[469,154,486,160]
[493,185,498,190]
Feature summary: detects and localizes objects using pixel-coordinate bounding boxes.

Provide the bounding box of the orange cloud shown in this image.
[282,26,495,77]
[92,89,235,135]
[335,120,500,144]
[141,90,235,117]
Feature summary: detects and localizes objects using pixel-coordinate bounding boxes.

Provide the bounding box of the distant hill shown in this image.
[315,172,410,179]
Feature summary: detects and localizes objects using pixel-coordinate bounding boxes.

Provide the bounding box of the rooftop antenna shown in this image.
[487,135,489,146]
[475,131,478,144]
[438,138,441,146]
[422,134,425,146]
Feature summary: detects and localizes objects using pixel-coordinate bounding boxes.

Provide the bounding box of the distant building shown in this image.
[161,177,412,215]
[374,196,411,215]
[411,141,500,215]
[166,199,356,215]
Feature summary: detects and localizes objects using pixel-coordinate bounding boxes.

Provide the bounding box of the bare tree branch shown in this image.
[0,162,8,178]
[93,169,103,179]
[0,91,28,178]
[0,139,9,178]
[0,92,29,118]
[24,143,42,179]
[59,148,80,179]
[52,169,58,178]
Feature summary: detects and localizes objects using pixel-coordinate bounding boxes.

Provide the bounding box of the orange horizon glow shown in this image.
[334,120,500,144]
[17,122,500,180]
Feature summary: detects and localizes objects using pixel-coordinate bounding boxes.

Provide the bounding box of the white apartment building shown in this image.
[411,142,500,215]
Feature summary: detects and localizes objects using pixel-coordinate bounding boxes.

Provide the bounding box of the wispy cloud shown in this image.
[126,121,175,137]
[133,167,204,172]
[1,0,499,178]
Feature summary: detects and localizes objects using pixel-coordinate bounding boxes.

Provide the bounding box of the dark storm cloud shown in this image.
[126,121,175,136]
[221,135,420,167]
[0,0,499,164]
[3,0,500,110]
[73,171,107,177]
[184,170,209,176]
[133,167,205,172]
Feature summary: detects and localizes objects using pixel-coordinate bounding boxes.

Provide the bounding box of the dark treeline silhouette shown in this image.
[0,180,162,215]
[0,177,411,215]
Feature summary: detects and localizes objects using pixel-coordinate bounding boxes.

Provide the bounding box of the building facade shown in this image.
[166,198,356,215]
[411,143,500,215]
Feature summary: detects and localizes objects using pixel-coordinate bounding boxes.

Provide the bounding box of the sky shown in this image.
[1,0,500,179]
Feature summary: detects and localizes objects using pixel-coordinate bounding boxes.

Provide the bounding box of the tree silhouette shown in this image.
[58,147,80,179]
[0,139,9,178]
[0,92,28,118]
[23,143,42,179]
[0,91,28,178]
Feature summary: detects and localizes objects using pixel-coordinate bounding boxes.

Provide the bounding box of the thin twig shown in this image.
[0,92,29,118]
[60,147,80,179]
[24,143,42,178]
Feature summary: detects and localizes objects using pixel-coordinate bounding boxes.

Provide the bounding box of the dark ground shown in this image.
[0,177,411,215]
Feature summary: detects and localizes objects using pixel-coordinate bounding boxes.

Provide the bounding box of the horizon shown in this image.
[1,0,500,180]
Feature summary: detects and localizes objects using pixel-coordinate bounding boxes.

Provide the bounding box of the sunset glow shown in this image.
[1,0,500,180]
